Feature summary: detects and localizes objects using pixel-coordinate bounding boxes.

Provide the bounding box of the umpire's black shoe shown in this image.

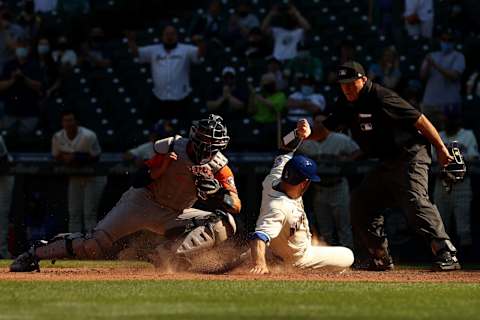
[10,250,40,272]
[352,256,394,271]
[432,250,461,272]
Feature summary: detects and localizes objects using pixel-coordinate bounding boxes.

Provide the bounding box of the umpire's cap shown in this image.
[337,61,366,83]
[281,155,321,185]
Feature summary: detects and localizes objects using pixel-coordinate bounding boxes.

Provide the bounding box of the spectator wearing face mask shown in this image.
[285,48,324,83]
[36,37,60,98]
[248,72,286,124]
[420,30,465,129]
[0,39,43,135]
[207,66,248,118]
[17,0,42,40]
[51,35,78,68]
[244,27,270,60]
[229,1,260,41]
[0,10,26,73]
[127,25,206,121]
[34,0,58,13]
[266,56,288,91]
[81,27,111,68]
[367,46,402,90]
[286,74,325,128]
[261,3,311,62]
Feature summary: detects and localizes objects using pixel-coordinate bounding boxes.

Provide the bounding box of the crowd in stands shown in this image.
[0,0,479,259]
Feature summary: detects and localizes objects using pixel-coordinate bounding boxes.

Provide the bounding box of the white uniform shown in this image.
[138,43,199,101]
[433,128,478,246]
[0,136,14,258]
[127,141,155,160]
[51,126,107,233]
[254,153,354,269]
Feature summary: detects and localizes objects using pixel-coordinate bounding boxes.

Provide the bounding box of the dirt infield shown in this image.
[1,265,479,282]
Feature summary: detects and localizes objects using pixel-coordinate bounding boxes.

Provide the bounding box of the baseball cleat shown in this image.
[432,251,461,272]
[9,250,40,272]
[352,255,394,271]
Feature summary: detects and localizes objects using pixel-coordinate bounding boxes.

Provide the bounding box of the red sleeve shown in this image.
[214,165,238,193]
[145,154,165,168]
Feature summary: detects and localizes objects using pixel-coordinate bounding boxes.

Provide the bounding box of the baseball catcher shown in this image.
[10,114,242,272]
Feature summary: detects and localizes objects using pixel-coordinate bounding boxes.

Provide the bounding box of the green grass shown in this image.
[0,281,478,319]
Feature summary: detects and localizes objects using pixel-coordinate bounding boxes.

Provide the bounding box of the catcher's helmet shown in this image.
[281,155,321,185]
[189,114,230,164]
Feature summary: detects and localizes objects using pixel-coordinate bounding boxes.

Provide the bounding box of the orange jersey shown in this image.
[145,154,238,193]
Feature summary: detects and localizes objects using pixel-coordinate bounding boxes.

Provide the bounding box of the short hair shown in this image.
[60,109,77,119]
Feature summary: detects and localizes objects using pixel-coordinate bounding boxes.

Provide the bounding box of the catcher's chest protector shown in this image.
[150,137,227,211]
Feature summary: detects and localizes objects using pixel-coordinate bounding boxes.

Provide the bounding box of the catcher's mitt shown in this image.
[440,141,466,193]
[196,177,221,200]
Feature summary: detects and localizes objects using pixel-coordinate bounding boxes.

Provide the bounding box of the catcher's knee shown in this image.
[72,230,114,259]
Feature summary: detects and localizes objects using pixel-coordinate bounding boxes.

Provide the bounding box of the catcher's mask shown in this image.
[189,114,230,164]
[441,141,467,193]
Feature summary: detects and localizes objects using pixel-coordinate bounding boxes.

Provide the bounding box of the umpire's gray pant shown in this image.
[312,179,353,248]
[350,147,451,258]
[0,175,14,257]
[434,177,472,246]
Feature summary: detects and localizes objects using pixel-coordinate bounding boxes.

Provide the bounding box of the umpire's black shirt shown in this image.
[323,80,429,161]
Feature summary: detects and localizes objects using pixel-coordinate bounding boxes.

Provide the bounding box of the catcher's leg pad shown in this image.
[175,212,237,256]
[35,230,114,260]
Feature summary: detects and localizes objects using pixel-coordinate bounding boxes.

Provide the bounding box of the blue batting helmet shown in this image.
[281,155,321,185]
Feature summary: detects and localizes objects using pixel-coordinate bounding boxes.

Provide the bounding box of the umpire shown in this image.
[322,61,459,271]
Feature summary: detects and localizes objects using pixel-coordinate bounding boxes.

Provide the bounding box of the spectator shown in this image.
[228,1,260,40]
[367,46,402,89]
[51,110,107,233]
[34,0,58,13]
[465,66,480,99]
[285,48,324,83]
[402,79,423,109]
[206,66,248,117]
[433,112,478,253]
[123,120,175,167]
[420,30,465,129]
[327,40,356,84]
[56,0,89,14]
[261,3,311,62]
[189,0,225,44]
[286,74,325,127]
[51,35,78,68]
[127,25,206,121]
[404,0,434,39]
[266,56,288,91]
[0,10,26,73]
[298,114,360,248]
[17,0,42,40]
[80,27,111,68]
[0,39,43,136]
[0,135,13,258]
[244,27,270,60]
[36,37,60,98]
[248,72,286,124]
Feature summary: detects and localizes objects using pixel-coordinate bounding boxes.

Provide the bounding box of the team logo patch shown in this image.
[339,69,347,76]
[360,123,373,131]
[226,176,235,186]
